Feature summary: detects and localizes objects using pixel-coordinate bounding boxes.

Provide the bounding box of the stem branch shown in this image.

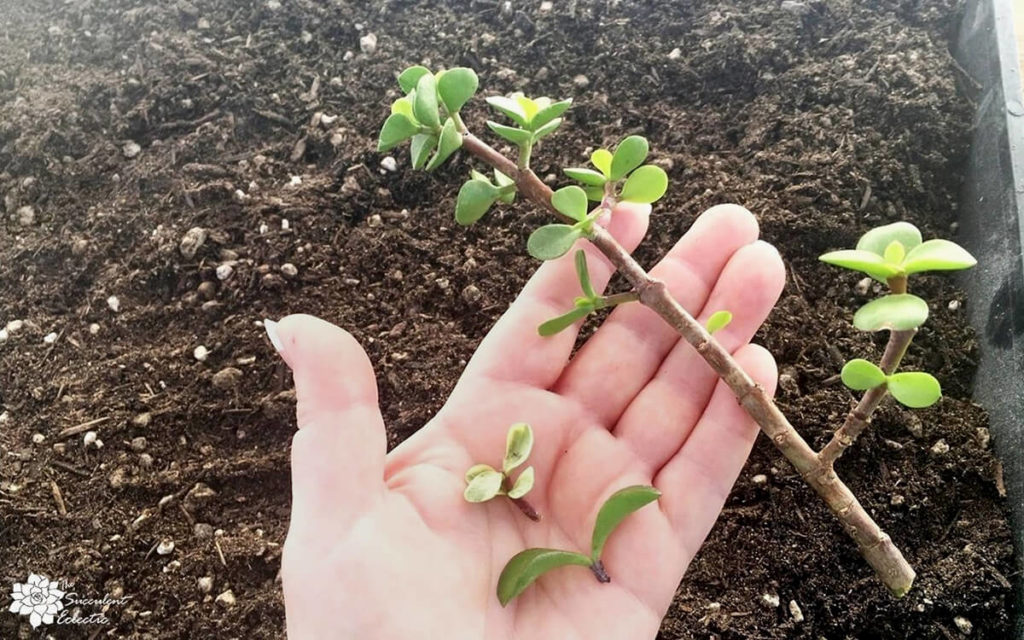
[460,132,916,596]
[818,328,916,466]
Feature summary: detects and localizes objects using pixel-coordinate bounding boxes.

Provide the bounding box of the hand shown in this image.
[269,203,785,639]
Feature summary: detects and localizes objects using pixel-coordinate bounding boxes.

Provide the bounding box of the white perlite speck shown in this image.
[0,329,8,342]
[107,295,121,312]
[953,616,973,634]
[761,593,780,608]
[216,590,236,607]
[359,33,377,54]
[216,263,234,281]
[156,539,175,555]
[668,47,682,60]
[6,319,24,333]
[83,431,98,447]
[789,600,804,623]
[123,141,142,158]
[281,263,298,277]
[380,156,398,172]
[194,345,210,362]
[43,332,57,344]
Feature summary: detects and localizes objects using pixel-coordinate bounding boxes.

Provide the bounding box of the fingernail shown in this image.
[264,319,284,353]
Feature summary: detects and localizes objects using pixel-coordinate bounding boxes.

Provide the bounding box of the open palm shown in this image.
[270,203,785,639]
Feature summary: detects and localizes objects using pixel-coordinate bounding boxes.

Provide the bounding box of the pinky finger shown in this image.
[653,343,778,558]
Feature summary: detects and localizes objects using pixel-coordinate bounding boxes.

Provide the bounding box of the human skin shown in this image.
[266,203,785,639]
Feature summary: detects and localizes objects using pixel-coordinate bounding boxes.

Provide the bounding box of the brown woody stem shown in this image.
[460,132,916,596]
[510,496,541,522]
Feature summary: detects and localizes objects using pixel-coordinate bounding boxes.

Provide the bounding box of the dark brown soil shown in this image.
[0,0,1014,638]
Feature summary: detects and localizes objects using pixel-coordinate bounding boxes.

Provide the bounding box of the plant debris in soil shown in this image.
[0,0,1014,638]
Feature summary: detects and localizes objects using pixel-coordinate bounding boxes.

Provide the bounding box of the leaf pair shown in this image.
[820,222,976,284]
[455,169,516,225]
[564,135,669,205]
[485,93,572,148]
[496,485,661,606]
[378,66,480,170]
[464,423,536,503]
[536,250,639,336]
[527,186,599,260]
[841,360,942,408]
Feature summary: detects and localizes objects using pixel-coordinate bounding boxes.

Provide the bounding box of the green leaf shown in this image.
[495,169,517,204]
[583,186,605,201]
[425,118,462,171]
[398,66,430,93]
[494,169,514,188]
[532,118,562,141]
[883,240,906,265]
[528,224,583,261]
[464,468,504,502]
[551,186,589,221]
[503,422,534,473]
[465,463,497,483]
[469,169,489,182]
[902,239,977,274]
[497,549,593,606]
[508,466,534,499]
[705,310,733,334]
[486,120,533,146]
[619,165,668,203]
[531,99,572,130]
[564,168,608,187]
[856,222,922,257]
[591,485,661,560]
[515,93,540,123]
[575,250,596,298]
[377,113,419,151]
[610,136,649,181]
[413,72,440,129]
[455,179,500,225]
[409,134,437,170]
[853,294,929,331]
[486,96,529,128]
[537,305,593,336]
[840,359,886,391]
[819,249,903,282]
[391,97,416,119]
[437,67,478,114]
[887,372,942,408]
[591,149,613,177]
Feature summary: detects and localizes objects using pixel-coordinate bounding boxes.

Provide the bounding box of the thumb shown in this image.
[266,314,387,530]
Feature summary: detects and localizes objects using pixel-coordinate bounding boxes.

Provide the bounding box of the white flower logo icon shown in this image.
[8,574,65,628]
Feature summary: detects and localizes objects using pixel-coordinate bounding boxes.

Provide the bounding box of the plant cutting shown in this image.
[496,485,661,605]
[377,65,977,599]
[464,422,540,521]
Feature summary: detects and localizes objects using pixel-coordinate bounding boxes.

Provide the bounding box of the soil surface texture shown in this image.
[0,0,1014,638]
